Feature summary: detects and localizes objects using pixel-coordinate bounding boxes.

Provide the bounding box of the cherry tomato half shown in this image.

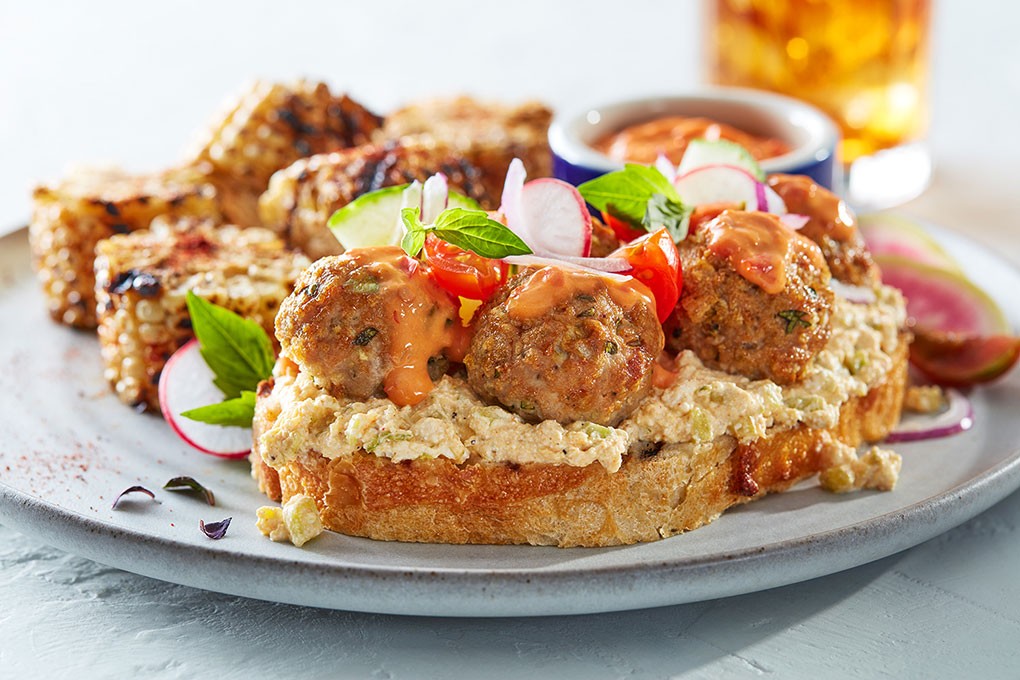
[612,228,683,323]
[422,234,509,301]
[601,211,647,244]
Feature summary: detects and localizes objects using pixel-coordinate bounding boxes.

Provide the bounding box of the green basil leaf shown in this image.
[644,193,692,244]
[430,208,532,258]
[180,390,257,428]
[400,207,427,257]
[578,164,685,233]
[185,292,274,399]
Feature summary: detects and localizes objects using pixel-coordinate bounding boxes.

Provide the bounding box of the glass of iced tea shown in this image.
[704,0,932,209]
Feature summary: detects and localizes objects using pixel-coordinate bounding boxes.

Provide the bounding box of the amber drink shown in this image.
[705,0,932,208]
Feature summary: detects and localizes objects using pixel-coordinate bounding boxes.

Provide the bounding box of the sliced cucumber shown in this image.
[327,184,481,251]
[677,138,765,181]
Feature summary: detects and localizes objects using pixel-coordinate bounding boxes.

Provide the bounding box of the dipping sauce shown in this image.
[594,115,790,165]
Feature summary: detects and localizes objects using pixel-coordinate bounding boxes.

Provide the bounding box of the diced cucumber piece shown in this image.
[677,138,765,181]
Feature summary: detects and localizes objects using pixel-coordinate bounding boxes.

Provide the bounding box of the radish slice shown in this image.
[504,255,631,280]
[421,173,449,224]
[518,178,592,257]
[885,388,974,443]
[158,339,253,459]
[675,164,787,214]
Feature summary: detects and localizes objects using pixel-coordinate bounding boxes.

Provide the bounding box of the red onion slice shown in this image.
[754,179,768,212]
[780,213,810,231]
[499,158,528,240]
[421,172,449,224]
[504,254,631,280]
[885,388,974,443]
[655,153,677,183]
[830,279,877,304]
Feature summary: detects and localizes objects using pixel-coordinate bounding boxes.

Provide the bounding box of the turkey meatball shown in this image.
[465,266,664,426]
[276,246,460,405]
[667,210,834,385]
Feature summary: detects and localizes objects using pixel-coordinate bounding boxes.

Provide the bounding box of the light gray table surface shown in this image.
[2,2,1019,678]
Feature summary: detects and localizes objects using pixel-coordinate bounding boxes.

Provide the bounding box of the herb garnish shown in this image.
[112,485,157,510]
[199,517,232,540]
[578,164,692,244]
[163,476,216,506]
[777,309,812,333]
[178,293,274,428]
[401,207,532,259]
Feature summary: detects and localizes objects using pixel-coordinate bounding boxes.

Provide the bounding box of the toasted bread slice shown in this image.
[250,319,908,547]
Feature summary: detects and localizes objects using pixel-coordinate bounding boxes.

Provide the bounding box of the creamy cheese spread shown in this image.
[258,285,905,474]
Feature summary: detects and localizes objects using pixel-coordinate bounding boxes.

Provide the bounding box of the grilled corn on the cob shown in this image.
[258,139,492,259]
[188,80,383,226]
[29,165,221,329]
[378,96,553,200]
[94,218,310,411]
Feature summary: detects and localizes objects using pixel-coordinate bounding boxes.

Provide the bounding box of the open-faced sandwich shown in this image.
[247,145,914,547]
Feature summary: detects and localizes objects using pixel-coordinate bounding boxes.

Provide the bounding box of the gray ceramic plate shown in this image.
[1,224,1018,618]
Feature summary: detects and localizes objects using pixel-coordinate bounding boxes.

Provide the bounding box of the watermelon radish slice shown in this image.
[909,330,1020,387]
[674,164,787,213]
[874,254,1009,335]
[859,214,963,273]
[158,339,253,459]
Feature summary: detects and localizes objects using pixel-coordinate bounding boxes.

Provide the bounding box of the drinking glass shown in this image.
[704,0,933,209]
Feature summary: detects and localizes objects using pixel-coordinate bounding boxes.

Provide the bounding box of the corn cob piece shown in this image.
[378,96,554,200]
[29,165,221,329]
[258,139,493,260]
[94,218,310,411]
[187,80,383,226]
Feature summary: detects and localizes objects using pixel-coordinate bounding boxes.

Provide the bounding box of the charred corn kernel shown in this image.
[282,494,324,547]
[820,445,902,494]
[377,96,554,202]
[29,165,221,329]
[258,139,493,260]
[256,506,289,542]
[256,495,324,547]
[94,218,310,411]
[186,80,382,226]
[904,384,945,413]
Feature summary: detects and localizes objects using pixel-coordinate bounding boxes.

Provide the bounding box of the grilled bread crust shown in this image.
[251,332,907,548]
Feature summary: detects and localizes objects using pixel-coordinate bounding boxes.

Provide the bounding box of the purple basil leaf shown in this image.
[199,517,232,540]
[111,485,156,510]
[163,476,216,506]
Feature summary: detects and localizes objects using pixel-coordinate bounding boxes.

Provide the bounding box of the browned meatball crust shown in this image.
[767,174,879,286]
[276,247,460,404]
[667,210,834,385]
[465,266,664,426]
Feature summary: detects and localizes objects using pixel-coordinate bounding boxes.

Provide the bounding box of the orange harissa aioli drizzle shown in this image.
[768,174,856,242]
[366,249,460,407]
[505,266,655,321]
[703,211,798,295]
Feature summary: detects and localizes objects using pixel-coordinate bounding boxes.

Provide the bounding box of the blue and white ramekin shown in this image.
[549,88,841,190]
